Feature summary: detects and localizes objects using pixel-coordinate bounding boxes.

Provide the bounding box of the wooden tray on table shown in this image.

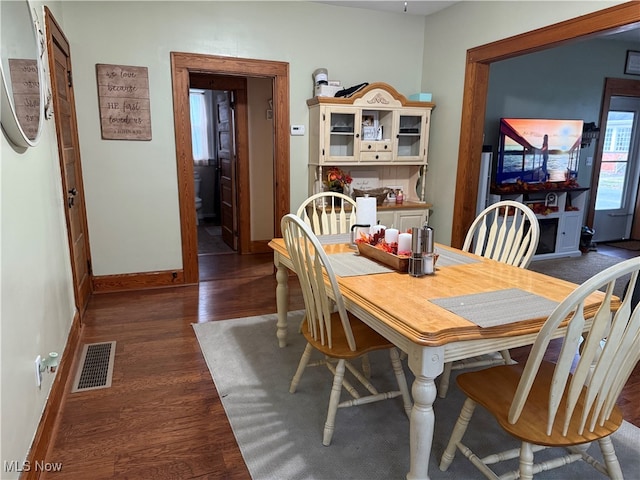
[357,242,409,273]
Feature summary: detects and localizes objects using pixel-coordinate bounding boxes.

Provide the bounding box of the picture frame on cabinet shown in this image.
[362,126,378,140]
[362,112,378,127]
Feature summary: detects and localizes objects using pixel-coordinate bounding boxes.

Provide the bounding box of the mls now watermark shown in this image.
[4,460,63,473]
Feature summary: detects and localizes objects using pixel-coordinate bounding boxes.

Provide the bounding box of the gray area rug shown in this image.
[193,311,640,480]
[529,252,629,299]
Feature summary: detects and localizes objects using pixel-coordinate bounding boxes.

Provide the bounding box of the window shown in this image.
[189,89,212,165]
[595,111,634,210]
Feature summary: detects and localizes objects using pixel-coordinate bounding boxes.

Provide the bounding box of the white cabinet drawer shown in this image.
[360,151,393,162]
[361,141,392,153]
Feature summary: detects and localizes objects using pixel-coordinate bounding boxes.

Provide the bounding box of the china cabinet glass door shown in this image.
[323,107,359,163]
[395,110,429,162]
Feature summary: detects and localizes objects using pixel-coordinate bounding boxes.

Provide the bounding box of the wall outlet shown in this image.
[35,355,42,388]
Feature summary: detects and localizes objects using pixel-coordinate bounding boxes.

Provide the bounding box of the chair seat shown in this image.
[301,312,394,359]
[457,362,624,447]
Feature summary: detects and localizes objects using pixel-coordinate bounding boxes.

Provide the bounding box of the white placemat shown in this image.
[436,249,482,267]
[317,233,352,245]
[328,252,394,276]
[430,288,558,328]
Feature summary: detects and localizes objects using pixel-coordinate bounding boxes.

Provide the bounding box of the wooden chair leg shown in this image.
[361,354,371,379]
[289,343,313,394]
[598,437,624,479]
[438,362,454,398]
[389,347,412,417]
[500,349,515,365]
[519,441,535,480]
[323,359,346,446]
[440,397,476,471]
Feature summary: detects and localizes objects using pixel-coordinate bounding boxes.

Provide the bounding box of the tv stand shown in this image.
[488,187,589,261]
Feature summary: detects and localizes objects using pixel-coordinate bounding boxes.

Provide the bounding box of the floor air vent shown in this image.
[71,341,116,392]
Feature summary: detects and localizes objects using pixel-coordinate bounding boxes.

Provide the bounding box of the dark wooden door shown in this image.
[215,89,237,250]
[45,8,92,315]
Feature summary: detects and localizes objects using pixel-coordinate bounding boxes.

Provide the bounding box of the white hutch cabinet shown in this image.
[307,83,434,229]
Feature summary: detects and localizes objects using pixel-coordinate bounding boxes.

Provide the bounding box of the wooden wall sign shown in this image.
[96,64,151,140]
[8,58,40,141]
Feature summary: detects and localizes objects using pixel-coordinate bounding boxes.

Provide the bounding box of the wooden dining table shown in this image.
[267,237,611,480]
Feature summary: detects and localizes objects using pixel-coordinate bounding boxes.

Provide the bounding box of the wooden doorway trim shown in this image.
[44,7,93,313]
[451,2,640,248]
[170,53,290,284]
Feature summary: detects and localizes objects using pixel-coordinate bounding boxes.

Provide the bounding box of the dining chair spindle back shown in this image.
[296,192,357,235]
[440,256,640,480]
[438,200,540,398]
[281,213,412,446]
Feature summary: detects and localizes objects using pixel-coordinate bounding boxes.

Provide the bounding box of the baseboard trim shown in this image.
[21,312,82,480]
[250,240,272,254]
[92,269,188,293]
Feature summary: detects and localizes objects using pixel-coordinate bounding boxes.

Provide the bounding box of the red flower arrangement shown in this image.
[325,167,353,190]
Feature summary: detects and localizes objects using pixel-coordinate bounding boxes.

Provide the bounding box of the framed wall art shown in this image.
[624,50,640,76]
[96,64,152,140]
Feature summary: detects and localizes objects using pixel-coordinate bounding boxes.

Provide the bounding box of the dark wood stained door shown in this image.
[45,7,92,316]
[215,90,237,250]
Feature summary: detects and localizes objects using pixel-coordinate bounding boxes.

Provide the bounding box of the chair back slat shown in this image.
[507,257,640,438]
[463,201,540,269]
[296,192,357,235]
[281,214,357,351]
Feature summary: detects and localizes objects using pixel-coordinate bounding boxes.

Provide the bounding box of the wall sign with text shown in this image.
[8,59,40,141]
[96,64,151,140]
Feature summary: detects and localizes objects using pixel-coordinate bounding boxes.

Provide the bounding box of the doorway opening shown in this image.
[588,80,640,243]
[171,53,290,285]
[451,3,640,248]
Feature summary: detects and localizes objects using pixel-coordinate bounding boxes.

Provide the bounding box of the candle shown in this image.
[370,224,386,235]
[397,233,412,255]
[385,228,399,245]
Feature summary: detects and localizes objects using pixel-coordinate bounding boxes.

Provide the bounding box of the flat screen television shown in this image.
[494,118,583,187]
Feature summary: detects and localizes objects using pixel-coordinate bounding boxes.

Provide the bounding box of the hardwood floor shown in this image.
[42,247,639,479]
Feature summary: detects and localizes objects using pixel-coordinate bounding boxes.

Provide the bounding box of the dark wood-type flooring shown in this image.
[41,244,639,479]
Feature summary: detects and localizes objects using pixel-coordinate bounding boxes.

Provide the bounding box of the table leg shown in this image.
[406,345,444,480]
[275,259,289,348]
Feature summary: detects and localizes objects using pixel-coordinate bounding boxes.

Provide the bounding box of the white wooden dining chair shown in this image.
[281,213,412,446]
[296,192,357,235]
[438,200,540,398]
[296,192,373,374]
[440,256,640,480]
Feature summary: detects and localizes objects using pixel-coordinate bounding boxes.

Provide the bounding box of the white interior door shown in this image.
[592,96,640,242]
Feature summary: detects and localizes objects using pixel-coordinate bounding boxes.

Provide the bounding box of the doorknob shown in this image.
[68,187,77,208]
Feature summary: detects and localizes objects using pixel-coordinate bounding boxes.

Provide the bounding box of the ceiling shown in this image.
[315,1,639,41]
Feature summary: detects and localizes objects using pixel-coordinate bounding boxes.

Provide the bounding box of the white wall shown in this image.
[420,1,625,245]
[248,77,275,242]
[1,1,76,473]
[58,1,427,275]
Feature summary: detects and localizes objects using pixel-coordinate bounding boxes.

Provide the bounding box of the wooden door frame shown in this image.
[451,2,640,248]
[171,53,289,284]
[44,7,93,313]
